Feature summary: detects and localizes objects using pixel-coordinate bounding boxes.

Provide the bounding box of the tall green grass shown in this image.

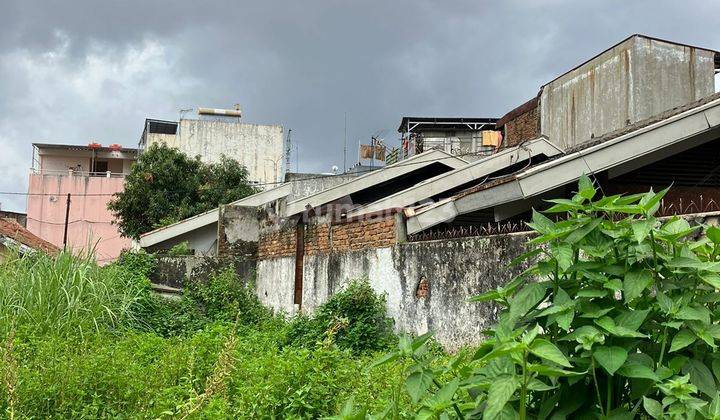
[0,252,148,337]
[0,251,412,418]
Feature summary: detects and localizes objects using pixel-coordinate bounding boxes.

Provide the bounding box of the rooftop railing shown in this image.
[30,168,130,178]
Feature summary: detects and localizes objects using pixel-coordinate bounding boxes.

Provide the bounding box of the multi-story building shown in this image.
[396,117,500,162]
[26,143,137,263]
[139,107,284,185]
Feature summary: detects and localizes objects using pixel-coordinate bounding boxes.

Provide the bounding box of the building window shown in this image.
[93,160,108,173]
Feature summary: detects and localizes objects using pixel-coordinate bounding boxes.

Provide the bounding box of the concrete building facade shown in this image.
[140,108,284,186]
[26,143,137,263]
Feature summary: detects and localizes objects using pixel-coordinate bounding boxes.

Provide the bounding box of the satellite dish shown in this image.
[331,165,339,174]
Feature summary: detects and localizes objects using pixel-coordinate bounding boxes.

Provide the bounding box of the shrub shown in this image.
[371,176,720,419]
[286,280,395,353]
[141,268,271,337]
[166,241,193,256]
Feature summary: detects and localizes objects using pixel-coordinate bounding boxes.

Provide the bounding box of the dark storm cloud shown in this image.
[1,0,718,211]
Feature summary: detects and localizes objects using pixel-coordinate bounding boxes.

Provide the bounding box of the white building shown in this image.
[139,107,284,185]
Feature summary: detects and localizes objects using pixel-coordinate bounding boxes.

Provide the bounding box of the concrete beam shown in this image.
[284,150,468,217]
[348,138,563,218]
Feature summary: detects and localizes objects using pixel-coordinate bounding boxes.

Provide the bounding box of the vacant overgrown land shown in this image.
[0,252,409,418]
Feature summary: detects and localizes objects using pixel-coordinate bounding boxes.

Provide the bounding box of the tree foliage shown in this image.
[367,176,720,419]
[108,144,258,239]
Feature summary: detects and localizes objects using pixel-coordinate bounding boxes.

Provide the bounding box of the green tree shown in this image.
[108,144,258,239]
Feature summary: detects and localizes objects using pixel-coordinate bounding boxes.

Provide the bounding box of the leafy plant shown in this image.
[372,176,720,419]
[286,280,396,353]
[167,241,193,256]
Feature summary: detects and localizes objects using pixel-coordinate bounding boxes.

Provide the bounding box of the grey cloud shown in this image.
[1,0,719,212]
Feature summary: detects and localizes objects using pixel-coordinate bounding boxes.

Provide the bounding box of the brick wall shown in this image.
[257,215,398,260]
[505,105,540,147]
[257,227,296,259]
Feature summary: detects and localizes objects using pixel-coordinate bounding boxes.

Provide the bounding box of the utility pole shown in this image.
[343,112,347,173]
[63,193,71,251]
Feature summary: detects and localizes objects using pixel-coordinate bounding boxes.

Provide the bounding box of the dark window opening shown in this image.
[93,160,108,173]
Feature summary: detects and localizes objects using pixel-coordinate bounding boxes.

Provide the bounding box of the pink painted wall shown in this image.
[26,174,130,264]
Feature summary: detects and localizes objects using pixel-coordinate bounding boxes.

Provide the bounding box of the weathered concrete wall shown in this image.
[256,233,533,350]
[256,256,296,312]
[217,205,260,257]
[285,173,359,201]
[148,119,283,185]
[540,35,715,149]
[151,255,255,289]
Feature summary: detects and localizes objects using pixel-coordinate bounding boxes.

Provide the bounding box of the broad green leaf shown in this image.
[617,361,659,381]
[566,218,602,243]
[399,334,412,355]
[368,351,399,369]
[604,278,623,292]
[529,339,572,367]
[683,358,717,397]
[578,174,596,200]
[643,397,663,419]
[526,378,557,391]
[670,355,689,374]
[433,378,459,405]
[708,226,720,245]
[556,309,574,332]
[579,304,613,319]
[632,219,653,243]
[522,324,541,346]
[593,346,628,375]
[529,209,555,235]
[509,247,542,267]
[701,274,720,289]
[595,316,648,338]
[657,291,674,314]
[641,186,669,214]
[509,282,546,321]
[412,331,434,353]
[670,329,697,353]
[615,309,650,331]
[470,287,504,302]
[577,289,608,298]
[484,375,519,420]
[662,217,693,236]
[477,342,523,364]
[406,369,434,403]
[559,325,603,341]
[624,269,653,303]
[676,305,711,325]
[527,363,585,377]
[554,288,574,331]
[551,243,574,272]
[705,393,720,419]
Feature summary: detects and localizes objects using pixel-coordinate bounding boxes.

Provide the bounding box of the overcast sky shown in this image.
[1,0,719,212]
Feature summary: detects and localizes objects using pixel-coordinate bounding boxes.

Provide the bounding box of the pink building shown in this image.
[26,143,137,263]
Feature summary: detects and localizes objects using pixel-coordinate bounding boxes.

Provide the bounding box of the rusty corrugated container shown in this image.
[539,34,718,149]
